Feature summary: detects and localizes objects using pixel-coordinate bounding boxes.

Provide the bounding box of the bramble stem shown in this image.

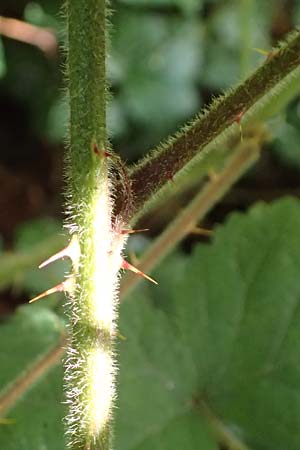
[119,31,300,221]
[120,134,265,299]
[65,2,124,449]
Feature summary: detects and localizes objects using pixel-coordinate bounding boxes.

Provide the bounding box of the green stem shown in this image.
[65,2,123,449]
[198,400,252,450]
[116,31,300,222]
[0,336,66,418]
[120,135,263,299]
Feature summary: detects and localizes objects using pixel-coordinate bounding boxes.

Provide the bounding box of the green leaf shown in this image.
[112,11,202,145]
[2,198,300,449]
[0,305,65,450]
[116,197,300,450]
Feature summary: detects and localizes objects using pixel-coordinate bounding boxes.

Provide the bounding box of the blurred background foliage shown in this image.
[1,0,300,311]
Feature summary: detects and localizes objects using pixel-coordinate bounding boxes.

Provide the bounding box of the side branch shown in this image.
[120,31,300,221]
[120,135,265,299]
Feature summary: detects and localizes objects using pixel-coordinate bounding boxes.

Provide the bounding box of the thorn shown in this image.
[103,150,114,158]
[39,247,68,269]
[252,47,275,61]
[39,235,80,272]
[234,111,244,123]
[234,111,244,142]
[93,144,115,158]
[93,143,101,155]
[29,277,74,303]
[190,226,213,237]
[29,282,65,303]
[121,259,158,285]
[121,228,149,235]
[93,143,114,159]
[252,47,269,56]
[239,123,243,142]
[117,331,127,341]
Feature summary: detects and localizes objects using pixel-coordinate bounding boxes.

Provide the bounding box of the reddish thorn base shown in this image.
[103,150,114,158]
[121,259,157,285]
[93,143,113,158]
[93,143,101,155]
[234,111,244,124]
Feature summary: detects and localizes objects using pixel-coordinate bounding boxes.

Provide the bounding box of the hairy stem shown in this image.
[120,135,264,299]
[65,2,124,449]
[119,31,300,222]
